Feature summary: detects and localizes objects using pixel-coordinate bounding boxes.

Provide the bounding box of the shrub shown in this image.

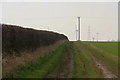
[2,24,68,57]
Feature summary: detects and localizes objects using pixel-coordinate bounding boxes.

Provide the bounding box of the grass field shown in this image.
[85,41,118,56]
[7,41,118,78]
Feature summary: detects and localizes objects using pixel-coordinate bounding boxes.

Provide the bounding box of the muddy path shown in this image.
[92,56,117,78]
[47,43,73,78]
[78,43,117,78]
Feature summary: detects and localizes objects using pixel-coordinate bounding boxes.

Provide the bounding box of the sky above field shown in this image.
[1,2,118,41]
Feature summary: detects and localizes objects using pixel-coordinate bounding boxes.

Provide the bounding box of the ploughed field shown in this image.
[6,41,118,78]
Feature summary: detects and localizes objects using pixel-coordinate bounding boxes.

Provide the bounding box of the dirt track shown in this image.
[3,41,118,78]
[47,43,73,78]
[47,42,117,78]
[93,56,117,78]
[77,42,117,78]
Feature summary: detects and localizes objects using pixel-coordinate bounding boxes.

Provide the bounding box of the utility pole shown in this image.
[76,27,78,41]
[87,26,91,41]
[92,37,95,41]
[96,32,99,42]
[78,17,80,41]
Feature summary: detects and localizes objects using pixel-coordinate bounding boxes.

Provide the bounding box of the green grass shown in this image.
[46,42,72,78]
[13,42,68,78]
[9,41,118,78]
[72,42,103,78]
[80,41,118,76]
[85,41,118,56]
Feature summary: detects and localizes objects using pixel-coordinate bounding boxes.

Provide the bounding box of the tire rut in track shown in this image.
[78,43,117,78]
[47,43,73,78]
[92,56,117,78]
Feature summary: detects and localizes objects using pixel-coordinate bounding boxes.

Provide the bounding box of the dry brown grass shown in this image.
[2,40,66,77]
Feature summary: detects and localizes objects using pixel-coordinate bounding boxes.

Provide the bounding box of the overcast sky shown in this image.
[2,2,118,41]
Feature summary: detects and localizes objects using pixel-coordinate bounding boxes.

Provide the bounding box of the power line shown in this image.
[76,27,78,41]
[92,37,95,41]
[87,26,91,41]
[96,32,99,42]
[74,26,78,41]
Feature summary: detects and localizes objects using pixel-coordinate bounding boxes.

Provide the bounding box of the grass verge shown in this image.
[12,42,67,78]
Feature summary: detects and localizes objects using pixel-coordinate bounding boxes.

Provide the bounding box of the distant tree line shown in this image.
[2,24,68,56]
